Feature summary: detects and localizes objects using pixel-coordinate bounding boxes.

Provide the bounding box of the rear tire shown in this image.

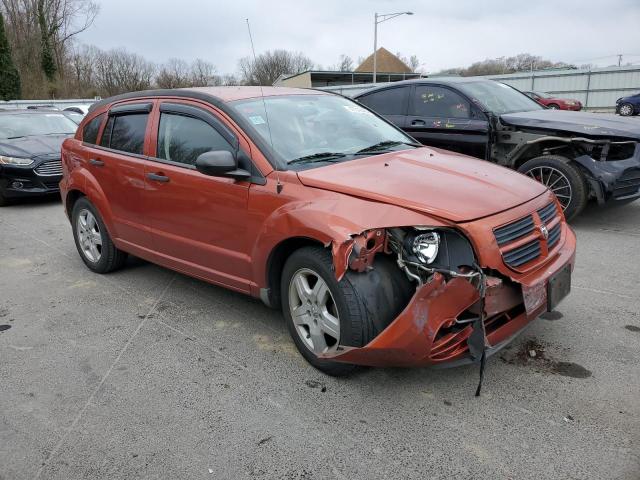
[71,197,127,273]
[518,155,588,221]
[619,103,634,116]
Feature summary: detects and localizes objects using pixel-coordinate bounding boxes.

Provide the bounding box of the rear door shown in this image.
[142,100,253,292]
[356,86,410,128]
[405,84,489,158]
[85,102,155,251]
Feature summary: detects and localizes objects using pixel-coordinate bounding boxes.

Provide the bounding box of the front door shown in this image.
[143,101,252,292]
[405,84,489,159]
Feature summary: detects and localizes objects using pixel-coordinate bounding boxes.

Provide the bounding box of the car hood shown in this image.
[500,110,640,140]
[0,134,69,158]
[296,147,547,223]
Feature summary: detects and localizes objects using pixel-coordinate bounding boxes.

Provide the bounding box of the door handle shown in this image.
[89,158,104,166]
[411,120,426,126]
[147,172,170,183]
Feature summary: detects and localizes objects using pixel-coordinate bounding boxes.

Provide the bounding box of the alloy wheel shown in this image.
[288,268,340,355]
[619,104,633,116]
[525,166,573,211]
[77,209,102,262]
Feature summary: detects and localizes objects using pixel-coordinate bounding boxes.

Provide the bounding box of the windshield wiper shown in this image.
[288,152,346,165]
[355,140,419,154]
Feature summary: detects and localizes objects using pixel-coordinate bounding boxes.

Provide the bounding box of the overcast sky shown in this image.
[77,0,640,74]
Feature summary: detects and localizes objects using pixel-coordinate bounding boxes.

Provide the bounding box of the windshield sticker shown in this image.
[249,115,266,125]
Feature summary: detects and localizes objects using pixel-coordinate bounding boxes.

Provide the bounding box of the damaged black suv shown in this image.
[355,78,640,219]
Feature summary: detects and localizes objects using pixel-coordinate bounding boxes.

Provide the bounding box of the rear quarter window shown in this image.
[358,87,408,115]
[82,114,105,145]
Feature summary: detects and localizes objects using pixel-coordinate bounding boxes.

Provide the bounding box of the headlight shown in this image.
[0,155,33,166]
[412,231,440,264]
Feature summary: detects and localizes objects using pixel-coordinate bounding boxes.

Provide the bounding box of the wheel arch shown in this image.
[263,236,327,309]
[65,189,85,219]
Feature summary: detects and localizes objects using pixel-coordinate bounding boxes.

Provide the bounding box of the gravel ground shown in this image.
[1,196,639,480]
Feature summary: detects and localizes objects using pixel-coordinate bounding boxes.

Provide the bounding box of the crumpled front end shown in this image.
[320,193,577,367]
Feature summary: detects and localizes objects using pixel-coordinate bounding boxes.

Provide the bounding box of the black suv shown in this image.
[355,78,640,219]
[0,110,77,205]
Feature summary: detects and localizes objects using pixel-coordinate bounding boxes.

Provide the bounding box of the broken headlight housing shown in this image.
[388,227,477,285]
[412,231,440,264]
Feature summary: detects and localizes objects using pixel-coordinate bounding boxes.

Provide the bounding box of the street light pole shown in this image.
[373,11,413,84]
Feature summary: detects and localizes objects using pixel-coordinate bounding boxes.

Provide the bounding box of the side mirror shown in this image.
[195,150,251,180]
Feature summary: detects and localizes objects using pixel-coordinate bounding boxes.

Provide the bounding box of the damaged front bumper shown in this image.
[575,146,640,204]
[321,225,576,368]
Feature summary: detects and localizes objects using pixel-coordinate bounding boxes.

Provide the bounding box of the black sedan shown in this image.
[355,78,640,220]
[0,110,77,205]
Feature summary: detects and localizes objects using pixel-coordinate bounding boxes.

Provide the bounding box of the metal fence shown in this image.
[319,65,640,112]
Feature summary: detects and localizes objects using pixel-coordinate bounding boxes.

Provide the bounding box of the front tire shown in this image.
[281,247,379,376]
[547,103,560,110]
[518,155,588,221]
[619,103,634,116]
[71,197,127,273]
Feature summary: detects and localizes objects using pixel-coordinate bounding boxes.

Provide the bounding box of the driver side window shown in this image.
[411,86,470,119]
[157,113,233,166]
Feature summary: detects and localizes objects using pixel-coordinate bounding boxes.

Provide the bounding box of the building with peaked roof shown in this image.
[355,47,412,74]
[273,48,421,88]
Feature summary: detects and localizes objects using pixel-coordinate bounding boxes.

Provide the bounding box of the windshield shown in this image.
[458,81,544,115]
[0,113,78,139]
[231,94,417,169]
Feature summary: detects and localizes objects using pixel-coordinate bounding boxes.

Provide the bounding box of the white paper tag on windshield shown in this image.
[249,115,266,125]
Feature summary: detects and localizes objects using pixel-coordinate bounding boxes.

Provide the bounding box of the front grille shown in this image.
[537,202,557,223]
[35,159,62,176]
[494,201,563,269]
[503,239,541,267]
[493,215,534,246]
[547,223,561,249]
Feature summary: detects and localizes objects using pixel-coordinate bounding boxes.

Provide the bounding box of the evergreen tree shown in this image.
[38,0,57,81]
[0,12,21,100]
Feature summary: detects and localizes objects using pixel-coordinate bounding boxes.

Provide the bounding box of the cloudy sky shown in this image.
[77,0,640,74]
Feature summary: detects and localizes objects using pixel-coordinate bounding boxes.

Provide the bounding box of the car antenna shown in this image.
[246,18,283,194]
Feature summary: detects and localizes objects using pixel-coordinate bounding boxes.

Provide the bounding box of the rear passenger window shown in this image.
[102,113,149,155]
[157,113,232,166]
[358,87,408,115]
[411,86,470,118]
[82,114,104,144]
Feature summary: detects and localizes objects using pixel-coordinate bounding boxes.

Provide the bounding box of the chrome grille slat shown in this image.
[35,159,62,176]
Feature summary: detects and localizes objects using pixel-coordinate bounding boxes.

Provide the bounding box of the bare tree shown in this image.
[238,49,314,85]
[189,58,216,86]
[332,54,353,71]
[155,58,190,88]
[396,52,421,72]
[437,54,575,77]
[94,47,155,96]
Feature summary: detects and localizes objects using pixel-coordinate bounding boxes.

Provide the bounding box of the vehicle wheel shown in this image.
[518,155,588,221]
[71,197,127,273]
[547,104,560,110]
[619,103,634,116]
[281,246,378,376]
[0,191,8,207]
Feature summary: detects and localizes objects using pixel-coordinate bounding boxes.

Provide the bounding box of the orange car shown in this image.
[60,87,576,377]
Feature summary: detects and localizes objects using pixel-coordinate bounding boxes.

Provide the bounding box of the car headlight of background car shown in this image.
[0,155,34,166]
